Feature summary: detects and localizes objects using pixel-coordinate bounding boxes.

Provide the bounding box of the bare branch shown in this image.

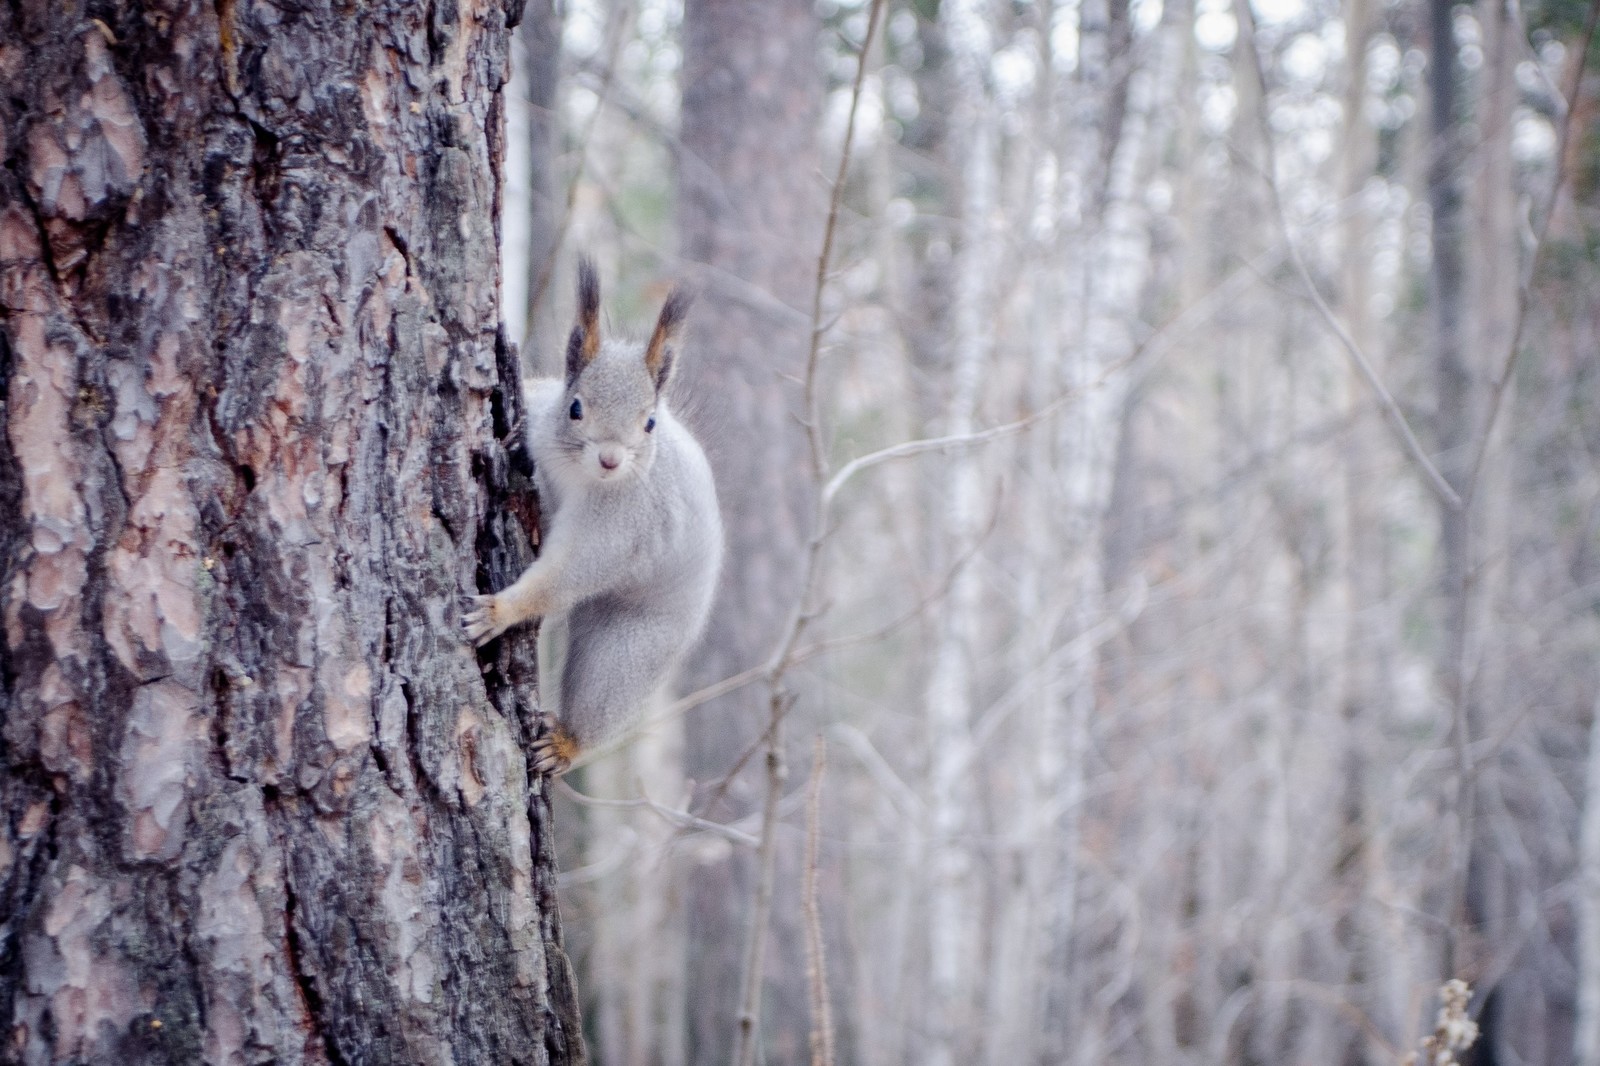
[556,779,760,847]
[1461,0,1600,505]
[1235,0,1463,512]
[830,723,923,818]
[822,356,1130,508]
[803,737,835,1066]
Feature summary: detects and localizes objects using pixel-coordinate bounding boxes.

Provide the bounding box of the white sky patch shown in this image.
[1512,108,1557,164]
[1051,4,1081,72]
[889,7,918,46]
[946,0,994,59]
[1252,0,1307,26]
[1201,82,1237,133]
[564,0,605,60]
[1031,153,1058,240]
[887,70,920,121]
[1322,18,1347,65]
[825,78,885,157]
[1195,0,1237,52]
[1300,125,1333,165]
[1145,177,1174,213]
[1281,32,1328,87]
[1539,38,1567,72]
[637,2,666,37]
[1133,0,1165,34]
[1366,34,1400,92]
[993,39,1038,103]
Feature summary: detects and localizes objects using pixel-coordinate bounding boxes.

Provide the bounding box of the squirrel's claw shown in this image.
[531,726,578,776]
[461,595,504,646]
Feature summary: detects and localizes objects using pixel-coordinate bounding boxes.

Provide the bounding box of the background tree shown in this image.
[675,0,824,1062]
[503,0,1600,1060]
[0,1,583,1062]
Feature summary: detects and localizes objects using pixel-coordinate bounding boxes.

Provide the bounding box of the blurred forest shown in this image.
[501,0,1600,1061]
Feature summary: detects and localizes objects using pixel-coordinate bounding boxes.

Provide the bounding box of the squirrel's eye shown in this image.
[645,415,656,433]
[569,398,583,421]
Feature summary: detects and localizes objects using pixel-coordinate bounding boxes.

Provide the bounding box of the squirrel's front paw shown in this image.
[461,594,507,646]
[531,725,580,776]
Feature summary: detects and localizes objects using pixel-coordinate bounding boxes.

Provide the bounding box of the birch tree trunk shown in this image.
[921,4,995,1063]
[1032,0,1177,1055]
[0,2,583,1062]
[1334,5,1428,1055]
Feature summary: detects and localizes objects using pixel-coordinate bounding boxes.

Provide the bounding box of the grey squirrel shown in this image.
[464,258,724,775]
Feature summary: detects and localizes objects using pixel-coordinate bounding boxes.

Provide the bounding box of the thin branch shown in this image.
[1461,0,1600,505]
[1234,0,1463,512]
[695,716,776,822]
[822,354,1131,509]
[680,462,1002,822]
[556,779,760,847]
[830,723,923,818]
[795,482,1005,661]
[970,576,1148,755]
[732,5,886,1064]
[732,692,789,1066]
[554,827,641,888]
[658,663,769,725]
[661,169,1302,754]
[803,737,835,1066]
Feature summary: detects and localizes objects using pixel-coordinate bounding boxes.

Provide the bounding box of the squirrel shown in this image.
[464,258,724,776]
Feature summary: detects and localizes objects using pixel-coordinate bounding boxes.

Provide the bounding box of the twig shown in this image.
[1234,0,1463,512]
[791,488,1003,664]
[664,512,995,773]
[556,778,759,847]
[555,827,640,888]
[803,737,835,1066]
[1460,0,1600,505]
[821,352,1133,509]
[830,723,923,818]
[732,691,790,1066]
[970,576,1147,755]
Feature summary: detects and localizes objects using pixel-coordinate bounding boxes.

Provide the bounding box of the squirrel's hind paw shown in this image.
[461,595,505,646]
[531,725,579,776]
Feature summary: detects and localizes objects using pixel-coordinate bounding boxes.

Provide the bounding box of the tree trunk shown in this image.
[921,4,995,1063]
[1426,0,1479,989]
[675,0,821,1061]
[516,0,562,363]
[0,2,583,1062]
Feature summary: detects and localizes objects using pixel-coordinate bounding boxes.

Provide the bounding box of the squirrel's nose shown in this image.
[598,449,622,471]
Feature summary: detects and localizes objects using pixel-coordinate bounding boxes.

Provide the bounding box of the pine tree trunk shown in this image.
[0,2,583,1062]
[675,0,821,1060]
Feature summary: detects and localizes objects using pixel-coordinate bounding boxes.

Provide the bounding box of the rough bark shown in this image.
[0,2,583,1062]
[675,0,821,1061]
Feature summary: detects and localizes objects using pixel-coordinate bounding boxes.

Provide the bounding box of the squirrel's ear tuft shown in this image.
[645,286,692,391]
[567,257,602,384]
